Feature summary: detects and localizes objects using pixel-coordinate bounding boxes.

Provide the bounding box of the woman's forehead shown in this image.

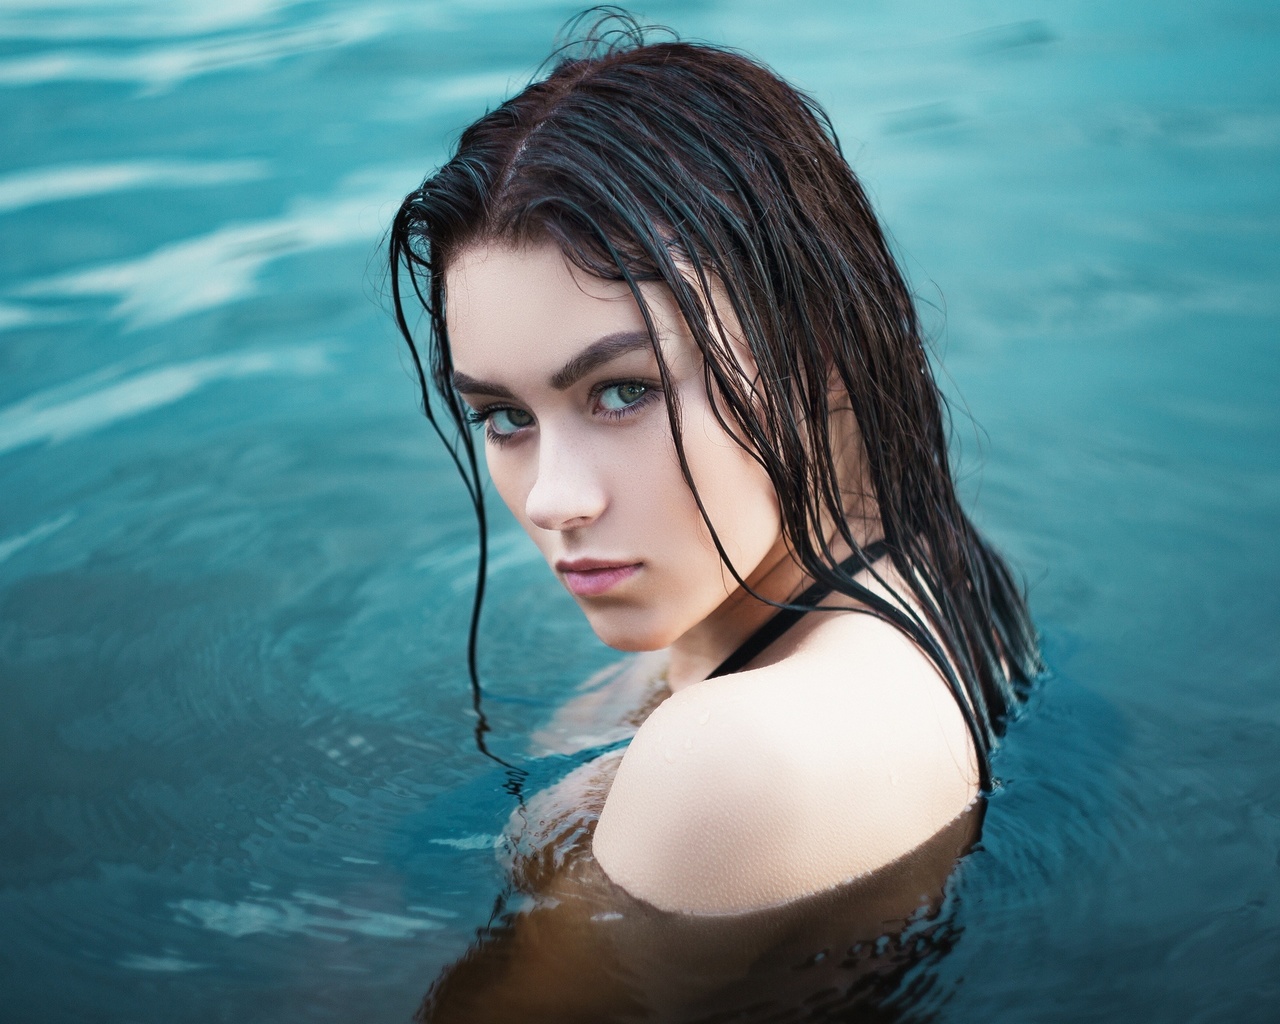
[446,242,684,376]
[445,240,756,389]
[448,242,638,325]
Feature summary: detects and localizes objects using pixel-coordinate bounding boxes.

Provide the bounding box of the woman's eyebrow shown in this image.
[548,329,654,390]
[450,372,515,399]
[451,329,654,397]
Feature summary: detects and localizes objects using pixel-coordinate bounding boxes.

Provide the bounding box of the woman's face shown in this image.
[445,241,786,654]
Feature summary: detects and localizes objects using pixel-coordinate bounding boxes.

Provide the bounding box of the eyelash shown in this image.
[464,380,661,445]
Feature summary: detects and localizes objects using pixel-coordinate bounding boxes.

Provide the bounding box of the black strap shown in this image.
[706,539,891,680]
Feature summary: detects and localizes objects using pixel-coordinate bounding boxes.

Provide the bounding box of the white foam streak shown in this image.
[0,9,389,91]
[0,512,74,565]
[0,0,286,41]
[116,952,206,972]
[18,169,412,328]
[0,302,39,330]
[432,68,527,104]
[0,159,267,213]
[0,346,330,456]
[174,891,445,940]
[429,833,501,850]
[376,68,528,122]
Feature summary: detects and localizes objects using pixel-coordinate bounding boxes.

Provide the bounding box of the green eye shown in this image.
[599,382,648,412]
[489,407,534,435]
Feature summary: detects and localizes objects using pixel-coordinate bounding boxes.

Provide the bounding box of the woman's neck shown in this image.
[663,524,877,692]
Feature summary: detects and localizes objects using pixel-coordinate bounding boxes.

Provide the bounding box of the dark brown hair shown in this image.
[389,11,1040,786]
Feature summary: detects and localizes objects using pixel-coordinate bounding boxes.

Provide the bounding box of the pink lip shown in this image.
[555,558,642,597]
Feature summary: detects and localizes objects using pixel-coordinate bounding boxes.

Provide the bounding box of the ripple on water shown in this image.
[173,890,448,940]
[14,170,412,327]
[0,159,267,213]
[1,0,1277,1020]
[0,347,332,455]
[0,7,395,92]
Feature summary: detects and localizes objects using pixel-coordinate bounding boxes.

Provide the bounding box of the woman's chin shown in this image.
[581,608,674,653]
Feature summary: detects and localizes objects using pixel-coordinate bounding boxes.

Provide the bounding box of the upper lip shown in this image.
[555,557,641,573]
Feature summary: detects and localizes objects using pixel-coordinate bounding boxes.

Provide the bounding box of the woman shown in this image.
[390,11,1039,1017]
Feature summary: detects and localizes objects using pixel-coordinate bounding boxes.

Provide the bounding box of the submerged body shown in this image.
[419,612,982,1021]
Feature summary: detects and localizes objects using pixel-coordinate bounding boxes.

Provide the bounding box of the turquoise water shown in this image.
[2,1,1278,1020]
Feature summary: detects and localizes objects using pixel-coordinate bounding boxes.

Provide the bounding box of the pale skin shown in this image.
[446,240,978,916]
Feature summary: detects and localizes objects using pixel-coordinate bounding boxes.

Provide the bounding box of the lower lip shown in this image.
[560,563,641,598]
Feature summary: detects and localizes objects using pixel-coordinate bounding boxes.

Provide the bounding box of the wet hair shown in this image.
[388,9,1041,786]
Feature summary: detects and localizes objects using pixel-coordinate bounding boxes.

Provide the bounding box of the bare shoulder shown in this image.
[592,615,978,914]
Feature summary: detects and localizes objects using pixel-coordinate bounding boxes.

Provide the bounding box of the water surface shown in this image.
[1,1,1278,1020]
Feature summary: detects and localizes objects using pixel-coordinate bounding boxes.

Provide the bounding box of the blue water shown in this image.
[1,1,1277,1020]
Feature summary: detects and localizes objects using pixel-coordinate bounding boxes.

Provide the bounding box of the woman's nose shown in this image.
[523,436,607,532]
